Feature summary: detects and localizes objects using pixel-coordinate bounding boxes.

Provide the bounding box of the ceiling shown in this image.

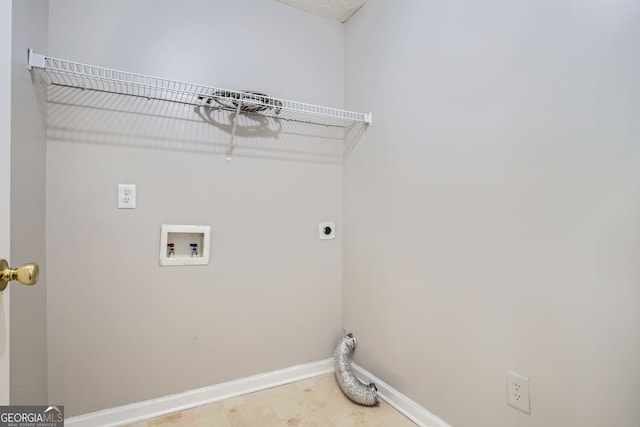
[273,0,368,23]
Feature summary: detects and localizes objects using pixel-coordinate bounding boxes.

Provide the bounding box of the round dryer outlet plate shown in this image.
[319,222,336,240]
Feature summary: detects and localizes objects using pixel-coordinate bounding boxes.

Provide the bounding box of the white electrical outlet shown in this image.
[118,184,136,209]
[319,222,336,239]
[507,370,530,414]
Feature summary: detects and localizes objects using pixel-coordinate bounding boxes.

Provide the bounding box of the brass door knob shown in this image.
[0,259,39,291]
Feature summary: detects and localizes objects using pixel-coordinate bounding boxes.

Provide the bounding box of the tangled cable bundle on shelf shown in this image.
[201,90,283,115]
[334,333,379,406]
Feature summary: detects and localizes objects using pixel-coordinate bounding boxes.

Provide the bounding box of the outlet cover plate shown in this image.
[319,222,335,239]
[507,370,530,414]
[118,184,136,209]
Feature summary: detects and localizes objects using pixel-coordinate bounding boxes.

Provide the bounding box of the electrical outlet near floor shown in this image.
[117,184,136,209]
[507,370,530,414]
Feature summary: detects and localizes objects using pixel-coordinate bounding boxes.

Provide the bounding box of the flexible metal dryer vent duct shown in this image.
[334,333,378,406]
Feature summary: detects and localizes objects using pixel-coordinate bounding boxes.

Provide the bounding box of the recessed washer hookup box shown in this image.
[160,224,211,266]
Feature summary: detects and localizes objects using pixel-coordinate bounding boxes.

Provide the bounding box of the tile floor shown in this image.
[124,373,417,427]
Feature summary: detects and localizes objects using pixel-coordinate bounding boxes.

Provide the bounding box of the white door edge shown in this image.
[0,0,13,406]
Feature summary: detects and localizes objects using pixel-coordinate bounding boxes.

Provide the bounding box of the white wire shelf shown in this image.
[27,50,372,129]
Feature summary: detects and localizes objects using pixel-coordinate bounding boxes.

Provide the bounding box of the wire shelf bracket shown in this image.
[27,49,372,159]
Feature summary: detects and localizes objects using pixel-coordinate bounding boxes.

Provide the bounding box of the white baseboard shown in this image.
[66,358,450,427]
[352,363,451,427]
[66,358,334,427]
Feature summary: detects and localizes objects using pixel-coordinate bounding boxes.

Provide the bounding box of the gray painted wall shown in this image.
[45,0,345,416]
[10,0,48,405]
[344,1,640,426]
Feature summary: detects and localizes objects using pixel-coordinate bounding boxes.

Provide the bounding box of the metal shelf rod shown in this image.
[227,96,244,160]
